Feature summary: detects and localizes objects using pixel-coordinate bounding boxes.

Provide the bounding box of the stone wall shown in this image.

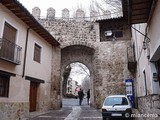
[36,82,52,111]
[0,102,29,120]
[138,95,160,120]
[50,47,61,109]
[38,17,132,108]
[93,41,131,107]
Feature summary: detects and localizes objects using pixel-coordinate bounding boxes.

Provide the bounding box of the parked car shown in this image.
[101,95,132,120]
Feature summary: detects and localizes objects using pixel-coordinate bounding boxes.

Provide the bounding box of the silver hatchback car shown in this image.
[101,95,132,120]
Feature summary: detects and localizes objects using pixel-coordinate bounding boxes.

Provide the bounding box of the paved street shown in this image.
[25,98,142,120]
[26,98,102,120]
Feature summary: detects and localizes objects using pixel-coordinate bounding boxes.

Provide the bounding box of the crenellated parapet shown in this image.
[32,7,87,21]
[75,9,85,22]
[62,8,69,21]
[31,7,115,22]
[32,7,41,20]
[47,7,55,20]
[90,10,98,21]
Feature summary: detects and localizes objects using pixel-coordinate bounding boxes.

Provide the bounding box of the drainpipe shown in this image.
[22,27,30,77]
[127,0,131,25]
[143,70,148,96]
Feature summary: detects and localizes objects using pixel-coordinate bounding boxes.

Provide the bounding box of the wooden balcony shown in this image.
[0,38,22,65]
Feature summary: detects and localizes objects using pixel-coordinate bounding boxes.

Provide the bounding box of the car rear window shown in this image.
[104,97,128,106]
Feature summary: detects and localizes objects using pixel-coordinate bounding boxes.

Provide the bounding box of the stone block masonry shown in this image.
[38,16,132,109]
[32,6,133,109]
[138,95,160,120]
[0,102,29,120]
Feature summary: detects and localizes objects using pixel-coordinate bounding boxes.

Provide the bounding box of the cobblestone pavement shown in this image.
[25,98,141,120]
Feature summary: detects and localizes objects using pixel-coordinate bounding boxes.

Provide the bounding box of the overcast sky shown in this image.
[18,0,96,17]
[69,63,90,85]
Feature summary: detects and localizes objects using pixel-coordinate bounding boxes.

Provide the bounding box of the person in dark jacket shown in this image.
[87,89,90,105]
[78,88,84,106]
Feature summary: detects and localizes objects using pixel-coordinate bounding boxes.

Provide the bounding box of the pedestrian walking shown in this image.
[78,88,84,106]
[87,89,90,105]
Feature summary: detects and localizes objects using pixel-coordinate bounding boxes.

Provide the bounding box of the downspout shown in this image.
[22,27,30,77]
[143,70,148,96]
[127,0,131,26]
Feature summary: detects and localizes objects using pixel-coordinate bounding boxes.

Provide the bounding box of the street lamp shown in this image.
[105,30,123,43]
[104,30,115,43]
[104,30,112,37]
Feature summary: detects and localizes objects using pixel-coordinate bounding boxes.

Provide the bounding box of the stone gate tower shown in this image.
[35,8,132,109]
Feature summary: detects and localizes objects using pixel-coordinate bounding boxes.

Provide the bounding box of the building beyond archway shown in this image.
[61,45,95,106]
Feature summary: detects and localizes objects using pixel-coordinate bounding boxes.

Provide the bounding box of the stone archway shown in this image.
[61,45,95,107]
[39,17,132,109]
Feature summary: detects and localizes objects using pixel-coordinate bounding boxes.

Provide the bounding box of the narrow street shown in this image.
[25,98,142,120]
[24,98,143,120]
[26,98,102,120]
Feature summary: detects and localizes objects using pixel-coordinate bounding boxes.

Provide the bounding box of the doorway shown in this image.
[29,82,38,112]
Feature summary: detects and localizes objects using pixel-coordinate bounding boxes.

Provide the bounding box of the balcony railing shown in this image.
[0,38,22,65]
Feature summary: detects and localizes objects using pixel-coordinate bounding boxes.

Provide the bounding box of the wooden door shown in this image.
[29,82,38,112]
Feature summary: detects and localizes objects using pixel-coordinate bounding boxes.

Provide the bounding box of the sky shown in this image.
[69,63,90,85]
[18,0,95,18]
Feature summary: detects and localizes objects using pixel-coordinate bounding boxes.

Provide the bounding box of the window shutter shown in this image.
[3,22,17,43]
[34,44,41,63]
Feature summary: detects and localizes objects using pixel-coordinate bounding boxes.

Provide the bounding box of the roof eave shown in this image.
[0,0,60,46]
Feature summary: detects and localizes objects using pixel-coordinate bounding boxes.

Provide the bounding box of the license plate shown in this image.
[111,113,122,116]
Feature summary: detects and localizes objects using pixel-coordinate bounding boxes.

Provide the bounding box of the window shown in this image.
[1,22,17,62]
[0,75,10,97]
[104,97,128,106]
[33,43,41,63]
[3,22,17,43]
[103,30,123,41]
